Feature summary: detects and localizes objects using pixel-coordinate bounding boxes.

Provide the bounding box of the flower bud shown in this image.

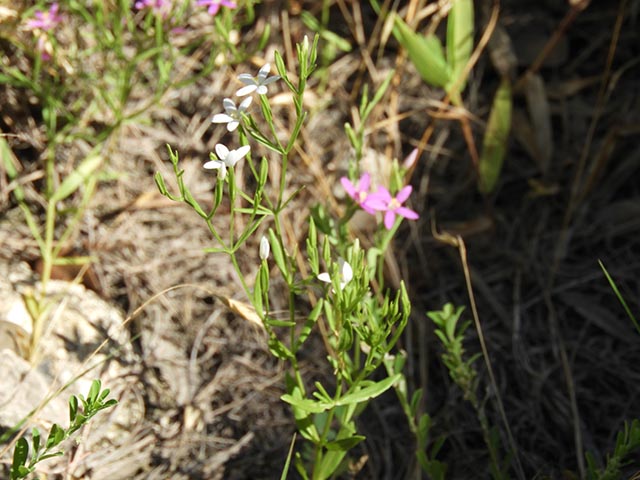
[259,235,270,261]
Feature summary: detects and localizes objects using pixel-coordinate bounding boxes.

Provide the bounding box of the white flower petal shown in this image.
[256,85,268,95]
[258,63,271,78]
[236,85,257,96]
[222,97,236,110]
[237,73,255,83]
[340,260,353,284]
[215,144,229,160]
[226,121,239,132]
[235,145,251,157]
[239,96,252,110]
[317,272,331,283]
[212,113,233,123]
[203,159,223,169]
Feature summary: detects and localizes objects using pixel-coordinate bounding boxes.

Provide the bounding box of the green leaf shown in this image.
[45,424,65,449]
[51,154,102,203]
[88,379,101,404]
[31,427,41,456]
[478,78,512,193]
[268,229,291,284]
[446,0,474,100]
[11,438,29,476]
[69,395,78,423]
[335,374,401,406]
[280,394,332,413]
[268,336,294,360]
[296,299,323,348]
[392,15,450,88]
[325,435,366,451]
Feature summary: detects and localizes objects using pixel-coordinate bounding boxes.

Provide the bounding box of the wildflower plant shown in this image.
[1,0,262,361]
[8,380,117,480]
[155,35,426,478]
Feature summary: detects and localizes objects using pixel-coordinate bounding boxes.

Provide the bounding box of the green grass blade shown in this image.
[51,154,103,203]
[599,260,640,335]
[478,78,512,193]
[446,0,474,100]
[392,14,450,88]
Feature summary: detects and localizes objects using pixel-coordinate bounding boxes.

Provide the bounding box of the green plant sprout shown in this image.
[428,303,510,480]
[9,379,118,480]
[155,34,428,479]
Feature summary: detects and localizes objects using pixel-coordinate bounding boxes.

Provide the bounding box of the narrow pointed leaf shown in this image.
[479,78,512,193]
[51,154,102,202]
[335,374,401,406]
[446,0,474,98]
[392,15,450,88]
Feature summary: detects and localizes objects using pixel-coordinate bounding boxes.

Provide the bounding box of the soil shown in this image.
[1,1,640,479]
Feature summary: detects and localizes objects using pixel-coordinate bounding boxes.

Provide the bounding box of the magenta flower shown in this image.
[196,0,237,15]
[341,173,376,214]
[26,2,62,31]
[364,185,420,230]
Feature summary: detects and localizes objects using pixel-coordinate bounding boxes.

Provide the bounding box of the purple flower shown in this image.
[134,0,172,14]
[364,185,420,230]
[340,173,376,214]
[196,0,237,16]
[26,2,62,31]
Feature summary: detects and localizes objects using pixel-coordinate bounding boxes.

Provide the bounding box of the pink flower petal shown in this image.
[396,207,419,220]
[340,177,357,199]
[384,211,396,230]
[395,185,413,203]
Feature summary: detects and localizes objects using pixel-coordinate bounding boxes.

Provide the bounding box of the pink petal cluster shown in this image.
[196,0,237,15]
[26,2,62,31]
[341,172,420,230]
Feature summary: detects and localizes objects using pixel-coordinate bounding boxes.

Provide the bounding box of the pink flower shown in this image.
[363,185,420,230]
[196,0,237,15]
[26,2,62,31]
[341,173,376,214]
[134,0,172,15]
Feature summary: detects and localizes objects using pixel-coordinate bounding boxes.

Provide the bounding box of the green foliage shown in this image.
[586,420,640,480]
[428,303,479,400]
[9,380,117,480]
[478,79,513,194]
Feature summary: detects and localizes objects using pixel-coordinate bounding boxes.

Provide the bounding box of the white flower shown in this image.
[211,97,252,132]
[318,258,353,291]
[203,143,250,180]
[259,235,270,261]
[236,63,280,96]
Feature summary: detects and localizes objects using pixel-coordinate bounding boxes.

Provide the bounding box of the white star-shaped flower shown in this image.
[203,144,250,180]
[236,63,280,96]
[318,258,353,291]
[211,97,252,132]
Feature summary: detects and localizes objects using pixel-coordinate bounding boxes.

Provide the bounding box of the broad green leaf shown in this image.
[324,435,366,451]
[45,424,65,449]
[280,394,332,413]
[335,374,401,406]
[446,0,474,100]
[11,438,29,475]
[51,154,102,202]
[392,15,450,88]
[478,78,512,193]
